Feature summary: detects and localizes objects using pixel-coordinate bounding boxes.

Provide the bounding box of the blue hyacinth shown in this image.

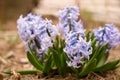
[58,6,85,38]
[64,32,92,68]
[59,6,79,23]
[94,24,120,49]
[17,13,42,42]
[17,13,58,54]
[35,19,57,53]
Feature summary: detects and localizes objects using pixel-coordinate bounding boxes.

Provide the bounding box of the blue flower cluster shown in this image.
[58,6,90,68]
[94,24,120,49]
[17,13,57,54]
[17,13,42,42]
[58,6,85,38]
[59,6,79,23]
[64,32,92,68]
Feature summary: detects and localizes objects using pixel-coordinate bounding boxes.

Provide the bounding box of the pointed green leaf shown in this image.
[86,31,91,42]
[27,52,43,71]
[86,31,95,41]
[96,43,108,67]
[79,59,97,77]
[61,53,67,68]
[94,59,120,72]
[90,43,101,60]
[50,48,62,75]
[91,32,94,40]
[91,38,97,50]
[3,70,40,75]
[60,53,67,76]
[60,39,65,48]
[43,55,52,75]
[54,36,59,50]
[70,67,79,77]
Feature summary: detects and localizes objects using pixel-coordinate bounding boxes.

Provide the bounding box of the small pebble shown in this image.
[4,51,14,59]
[19,58,28,64]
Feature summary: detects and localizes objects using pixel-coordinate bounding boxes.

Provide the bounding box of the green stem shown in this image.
[3,70,41,75]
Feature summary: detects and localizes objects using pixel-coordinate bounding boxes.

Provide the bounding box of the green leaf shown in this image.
[54,36,59,50]
[91,38,97,50]
[61,53,67,68]
[79,59,97,77]
[3,70,40,75]
[28,41,35,54]
[96,43,108,67]
[62,52,69,61]
[90,43,101,60]
[91,32,94,41]
[86,31,91,42]
[70,67,79,77]
[94,59,120,72]
[27,52,43,71]
[86,31,94,41]
[59,39,65,54]
[60,39,65,48]
[50,48,62,75]
[43,55,52,75]
[60,53,67,76]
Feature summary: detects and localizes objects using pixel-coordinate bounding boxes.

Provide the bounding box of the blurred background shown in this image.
[0,0,120,31]
[0,0,120,79]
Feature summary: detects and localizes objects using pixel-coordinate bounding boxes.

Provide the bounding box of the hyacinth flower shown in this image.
[17,13,43,42]
[94,24,120,50]
[35,19,57,53]
[16,13,59,75]
[17,13,58,53]
[4,6,120,78]
[16,13,68,76]
[84,24,120,72]
[58,6,85,38]
[64,32,92,68]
